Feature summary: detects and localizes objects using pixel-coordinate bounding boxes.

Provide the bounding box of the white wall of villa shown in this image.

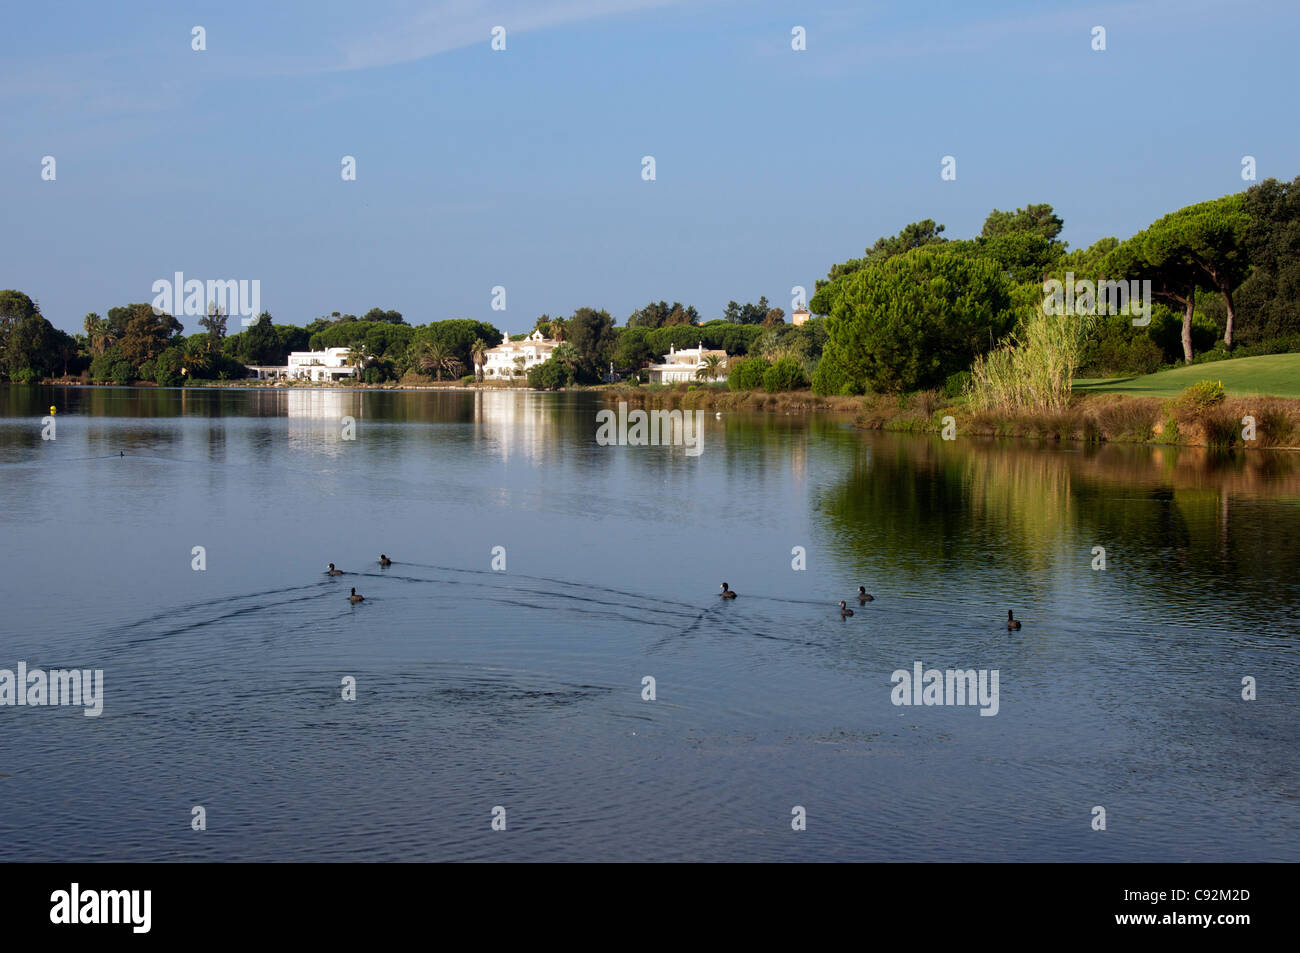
[481,330,558,378]
[247,347,358,382]
[645,342,729,384]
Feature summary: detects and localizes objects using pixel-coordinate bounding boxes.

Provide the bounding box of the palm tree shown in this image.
[696,353,724,381]
[470,338,488,382]
[552,342,578,369]
[550,317,567,342]
[417,341,463,381]
[345,345,370,382]
[83,313,112,356]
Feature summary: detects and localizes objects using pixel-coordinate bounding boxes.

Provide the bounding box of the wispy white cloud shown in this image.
[337,0,691,71]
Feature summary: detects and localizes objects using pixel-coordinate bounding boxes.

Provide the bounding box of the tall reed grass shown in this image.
[969,303,1089,412]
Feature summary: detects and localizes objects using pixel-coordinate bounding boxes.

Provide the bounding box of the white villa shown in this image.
[645,342,729,384]
[481,330,559,379]
[246,347,358,382]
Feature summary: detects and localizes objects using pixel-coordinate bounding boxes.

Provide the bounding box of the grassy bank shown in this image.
[853,390,1300,449]
[1075,352,1300,399]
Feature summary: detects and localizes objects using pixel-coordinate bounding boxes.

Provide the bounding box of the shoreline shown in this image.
[596,383,1300,451]
[25,378,1300,450]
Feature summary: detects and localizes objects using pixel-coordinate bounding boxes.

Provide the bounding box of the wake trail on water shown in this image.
[101,561,847,659]
[393,561,703,613]
[112,582,333,633]
[368,571,692,629]
[121,592,328,647]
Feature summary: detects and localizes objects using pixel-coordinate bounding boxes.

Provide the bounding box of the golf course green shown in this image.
[1075,353,1300,399]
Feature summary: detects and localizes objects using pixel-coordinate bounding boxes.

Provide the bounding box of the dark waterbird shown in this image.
[349,587,364,604]
[379,554,392,566]
[857,586,874,602]
[719,582,737,599]
[839,601,854,617]
[1006,610,1022,631]
[326,563,343,576]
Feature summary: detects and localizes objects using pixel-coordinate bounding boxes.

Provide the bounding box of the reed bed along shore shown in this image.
[607,382,1300,450]
[862,391,1300,450]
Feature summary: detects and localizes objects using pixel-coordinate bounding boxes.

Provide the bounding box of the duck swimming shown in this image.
[349,587,364,604]
[1006,610,1022,631]
[719,582,737,599]
[379,554,392,567]
[857,586,874,602]
[839,600,854,617]
[326,563,343,576]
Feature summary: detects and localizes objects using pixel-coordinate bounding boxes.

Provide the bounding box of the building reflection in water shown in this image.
[287,388,361,458]
[472,390,557,465]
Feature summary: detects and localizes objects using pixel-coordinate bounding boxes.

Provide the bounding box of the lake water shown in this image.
[1,385,1297,861]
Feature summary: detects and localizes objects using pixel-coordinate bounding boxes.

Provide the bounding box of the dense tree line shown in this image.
[5,177,1297,394]
[807,178,1300,394]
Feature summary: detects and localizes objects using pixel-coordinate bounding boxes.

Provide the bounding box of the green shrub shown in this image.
[810,356,861,396]
[941,370,971,399]
[727,356,768,391]
[11,367,39,384]
[89,353,116,382]
[110,360,135,384]
[1159,414,1180,443]
[1194,335,1300,361]
[1194,344,1233,365]
[526,358,574,390]
[1170,380,1226,417]
[763,356,807,392]
[149,348,185,386]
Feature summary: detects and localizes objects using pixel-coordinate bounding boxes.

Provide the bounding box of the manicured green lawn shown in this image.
[1075,353,1300,399]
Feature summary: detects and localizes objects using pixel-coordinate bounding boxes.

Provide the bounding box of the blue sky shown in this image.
[3,0,1296,334]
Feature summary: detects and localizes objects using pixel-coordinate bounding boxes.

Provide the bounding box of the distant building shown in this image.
[645,342,729,384]
[792,307,811,326]
[246,347,358,382]
[482,329,558,379]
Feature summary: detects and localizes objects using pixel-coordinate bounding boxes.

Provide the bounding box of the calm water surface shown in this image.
[0,385,1297,861]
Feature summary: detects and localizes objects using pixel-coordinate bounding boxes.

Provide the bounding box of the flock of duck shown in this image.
[325,556,392,604]
[325,562,1024,630]
[722,582,1024,629]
